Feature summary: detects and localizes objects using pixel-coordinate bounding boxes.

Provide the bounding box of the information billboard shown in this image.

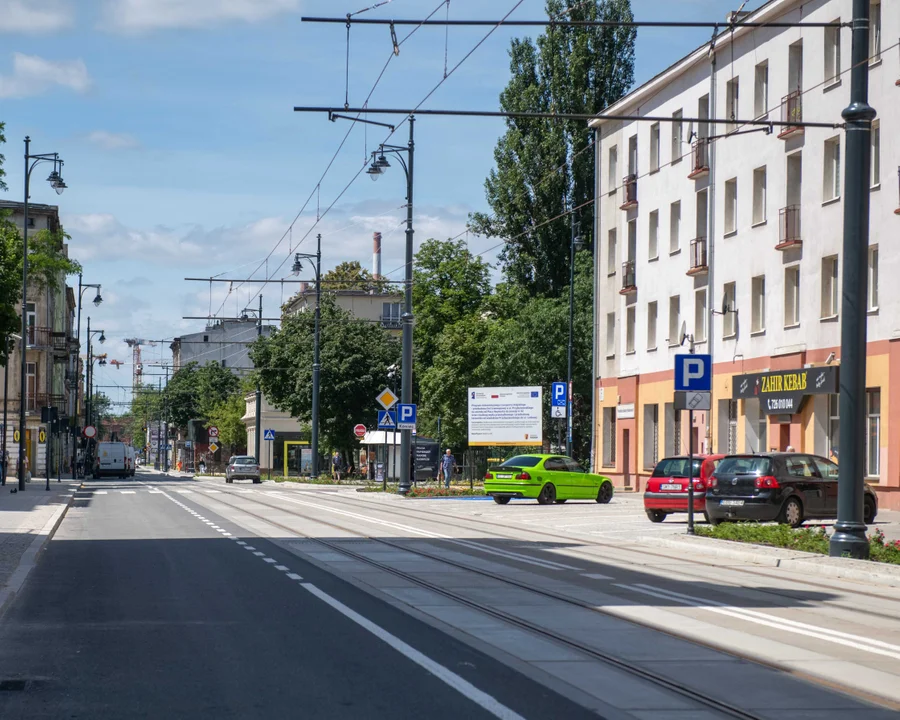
[467,386,543,447]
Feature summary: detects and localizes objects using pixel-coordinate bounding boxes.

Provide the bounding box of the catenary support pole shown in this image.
[310,234,322,479]
[567,212,576,457]
[254,295,262,466]
[398,117,415,494]
[18,137,31,491]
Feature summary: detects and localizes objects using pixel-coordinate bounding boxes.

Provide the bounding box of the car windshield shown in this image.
[499,456,541,468]
[716,456,773,476]
[652,457,702,478]
[233,457,257,465]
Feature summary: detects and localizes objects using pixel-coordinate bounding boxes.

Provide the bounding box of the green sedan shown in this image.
[484,454,614,505]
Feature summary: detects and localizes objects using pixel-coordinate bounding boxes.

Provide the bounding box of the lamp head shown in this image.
[292,255,303,275]
[574,236,585,251]
[98,331,106,345]
[92,290,103,306]
[366,163,383,181]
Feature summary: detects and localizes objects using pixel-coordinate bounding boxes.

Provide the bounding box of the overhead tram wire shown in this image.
[302,17,847,29]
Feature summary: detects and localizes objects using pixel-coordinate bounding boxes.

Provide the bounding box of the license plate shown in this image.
[720,499,745,507]
[660,483,682,491]
[496,474,512,479]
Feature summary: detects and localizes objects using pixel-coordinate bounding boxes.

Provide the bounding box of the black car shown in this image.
[706,453,878,528]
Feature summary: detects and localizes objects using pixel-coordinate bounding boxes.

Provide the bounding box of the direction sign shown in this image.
[377,410,397,430]
[208,442,219,454]
[263,428,276,442]
[83,425,97,439]
[675,354,712,392]
[353,424,367,438]
[397,403,417,430]
[208,426,220,439]
[39,429,46,443]
[376,387,399,410]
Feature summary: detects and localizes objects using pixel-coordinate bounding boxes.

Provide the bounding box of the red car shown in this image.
[643,454,724,523]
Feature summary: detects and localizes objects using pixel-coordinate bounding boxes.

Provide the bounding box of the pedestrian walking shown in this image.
[332,451,342,482]
[441,448,456,489]
[0,448,8,486]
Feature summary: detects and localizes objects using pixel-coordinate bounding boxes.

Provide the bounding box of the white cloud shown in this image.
[101,0,301,32]
[0,0,73,33]
[0,53,90,99]
[86,131,140,150]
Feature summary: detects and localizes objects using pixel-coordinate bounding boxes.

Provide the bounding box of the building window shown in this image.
[221,359,227,368]
[868,245,879,310]
[824,136,841,202]
[828,394,840,459]
[203,335,209,343]
[725,77,739,132]
[752,166,767,225]
[867,389,880,477]
[607,228,618,276]
[628,134,638,175]
[723,282,736,338]
[608,145,618,194]
[871,121,880,187]
[821,255,839,318]
[669,201,681,253]
[647,301,658,350]
[626,307,636,354]
[824,19,841,85]
[643,404,659,470]
[696,188,708,241]
[648,210,659,260]
[671,110,683,163]
[727,400,738,454]
[758,414,768,454]
[784,266,800,327]
[724,178,738,235]
[665,404,682,456]
[870,1,881,63]
[603,408,617,467]
[694,288,707,343]
[650,123,660,172]
[668,296,680,347]
[627,218,637,263]
[754,61,769,117]
[606,312,616,357]
[752,275,766,333]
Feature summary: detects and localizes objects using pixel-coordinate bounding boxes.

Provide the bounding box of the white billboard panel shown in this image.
[467,386,543,447]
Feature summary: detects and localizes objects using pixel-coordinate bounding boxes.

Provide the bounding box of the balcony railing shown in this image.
[777,205,802,249]
[620,174,638,210]
[24,326,53,349]
[688,139,710,179]
[619,260,637,294]
[779,91,804,139]
[380,315,402,330]
[7,393,67,415]
[688,236,709,276]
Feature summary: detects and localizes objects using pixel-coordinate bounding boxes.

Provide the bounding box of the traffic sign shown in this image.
[397,403,417,430]
[83,425,97,439]
[376,387,399,411]
[353,424,367,438]
[39,429,46,443]
[263,428,276,441]
[377,410,397,430]
[208,426,219,439]
[675,391,711,411]
[551,406,566,419]
[13,429,20,443]
[551,381,567,407]
[208,442,219,454]
[675,354,712,392]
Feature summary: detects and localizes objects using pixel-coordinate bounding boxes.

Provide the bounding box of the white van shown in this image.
[95,442,128,479]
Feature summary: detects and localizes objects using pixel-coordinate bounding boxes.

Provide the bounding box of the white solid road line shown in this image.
[581,573,613,580]
[120,491,135,494]
[302,582,527,720]
[620,583,900,662]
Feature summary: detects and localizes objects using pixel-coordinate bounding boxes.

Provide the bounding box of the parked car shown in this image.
[225,456,261,484]
[643,454,724,523]
[706,452,879,528]
[484,454,614,505]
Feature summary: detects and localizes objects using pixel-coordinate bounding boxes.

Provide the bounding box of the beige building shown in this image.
[283,286,403,333]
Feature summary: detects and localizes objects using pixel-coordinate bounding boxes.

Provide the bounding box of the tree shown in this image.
[251,298,400,456]
[207,391,248,450]
[127,383,162,444]
[90,393,113,438]
[165,361,240,430]
[469,0,635,297]
[322,261,383,292]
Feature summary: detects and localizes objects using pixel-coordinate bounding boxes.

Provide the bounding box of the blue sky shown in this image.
[0,0,765,407]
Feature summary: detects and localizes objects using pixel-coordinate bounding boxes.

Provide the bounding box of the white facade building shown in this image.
[591,0,899,509]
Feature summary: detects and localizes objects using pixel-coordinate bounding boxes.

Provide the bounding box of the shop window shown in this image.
[603,408,617,467]
[828,394,840,459]
[867,389,880,477]
[643,404,659,469]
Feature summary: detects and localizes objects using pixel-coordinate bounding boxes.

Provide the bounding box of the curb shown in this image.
[0,486,77,619]
[636,534,900,588]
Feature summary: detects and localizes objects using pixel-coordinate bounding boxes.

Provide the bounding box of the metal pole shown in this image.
[254,295,262,465]
[590,127,600,472]
[45,421,50,491]
[687,409,695,535]
[567,212,576,457]
[18,137,31,491]
[2,336,9,485]
[311,234,322,478]
[398,116,415,494]
[831,0,874,560]
[85,318,91,473]
[72,274,82,477]
[163,366,169,472]
[156,378,162,471]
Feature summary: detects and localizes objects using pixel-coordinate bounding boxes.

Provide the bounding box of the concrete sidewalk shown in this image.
[0,477,78,617]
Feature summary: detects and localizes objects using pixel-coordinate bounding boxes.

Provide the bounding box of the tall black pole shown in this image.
[2,336,9,485]
[398,117,415,495]
[831,0,875,559]
[18,137,31,491]
[163,366,169,472]
[72,274,83,477]
[311,234,322,478]
[567,212,576,457]
[156,378,162,470]
[254,295,262,465]
[85,317,92,433]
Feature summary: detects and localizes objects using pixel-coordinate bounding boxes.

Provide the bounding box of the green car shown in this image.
[484,454,614,505]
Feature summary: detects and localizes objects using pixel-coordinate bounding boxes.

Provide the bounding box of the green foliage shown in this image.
[322,260,384,292]
[128,383,162,443]
[26,226,82,292]
[91,393,113,438]
[206,392,247,449]
[251,297,399,455]
[0,221,20,363]
[469,0,635,297]
[164,361,240,429]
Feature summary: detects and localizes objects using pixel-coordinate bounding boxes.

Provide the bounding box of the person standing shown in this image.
[441,448,455,489]
[0,448,7,486]
[332,451,342,482]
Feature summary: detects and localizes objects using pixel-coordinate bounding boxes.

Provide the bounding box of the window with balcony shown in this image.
[607,228,617,276]
[668,296,680,346]
[752,275,766,333]
[870,1,881,64]
[780,41,804,139]
[821,255,839,318]
[648,210,659,260]
[869,245,879,311]
[608,145,618,195]
[723,282,736,338]
[824,19,841,86]
[669,201,681,254]
[689,138,709,179]
[824,136,841,202]
[606,312,616,357]
[621,219,637,293]
[784,266,800,327]
[671,110,683,164]
[621,135,638,209]
[754,61,769,117]
[724,178,737,235]
[871,121,880,187]
[779,153,802,249]
[626,307,636,354]
[725,77,739,133]
[647,301,658,350]
[689,236,708,276]
[752,166,767,225]
[650,123,660,172]
[694,288,707,343]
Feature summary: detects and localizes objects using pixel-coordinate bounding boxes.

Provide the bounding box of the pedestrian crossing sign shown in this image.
[263,429,276,442]
[377,410,397,430]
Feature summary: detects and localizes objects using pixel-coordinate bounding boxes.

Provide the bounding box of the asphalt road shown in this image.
[0,472,598,720]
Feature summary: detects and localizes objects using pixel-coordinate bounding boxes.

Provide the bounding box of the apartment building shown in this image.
[0,200,78,474]
[591,0,899,509]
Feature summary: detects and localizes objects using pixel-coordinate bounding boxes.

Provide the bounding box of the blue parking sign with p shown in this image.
[675,354,712,392]
[551,382,567,407]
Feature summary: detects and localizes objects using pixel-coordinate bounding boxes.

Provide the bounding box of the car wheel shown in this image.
[226,478,233,484]
[646,510,667,523]
[779,497,804,528]
[864,497,877,525]
[707,514,722,527]
[703,511,711,524]
[537,483,556,505]
[492,496,511,505]
[554,499,567,504]
[252,478,262,484]
[596,482,613,504]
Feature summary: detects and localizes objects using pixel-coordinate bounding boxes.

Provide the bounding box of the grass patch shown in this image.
[695,523,900,565]
[405,486,485,498]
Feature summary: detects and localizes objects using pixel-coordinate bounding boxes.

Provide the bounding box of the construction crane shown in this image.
[125,338,157,391]
[110,359,125,369]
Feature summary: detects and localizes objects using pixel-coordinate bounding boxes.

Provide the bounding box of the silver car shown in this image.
[225,456,261,484]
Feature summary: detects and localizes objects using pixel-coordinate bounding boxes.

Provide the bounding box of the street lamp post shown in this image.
[566,213,584,458]
[366,117,415,494]
[17,136,67,490]
[241,296,264,469]
[2,336,10,485]
[293,233,322,478]
[73,274,102,476]
[83,318,105,474]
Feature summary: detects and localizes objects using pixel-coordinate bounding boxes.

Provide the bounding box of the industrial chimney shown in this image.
[373,232,382,280]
